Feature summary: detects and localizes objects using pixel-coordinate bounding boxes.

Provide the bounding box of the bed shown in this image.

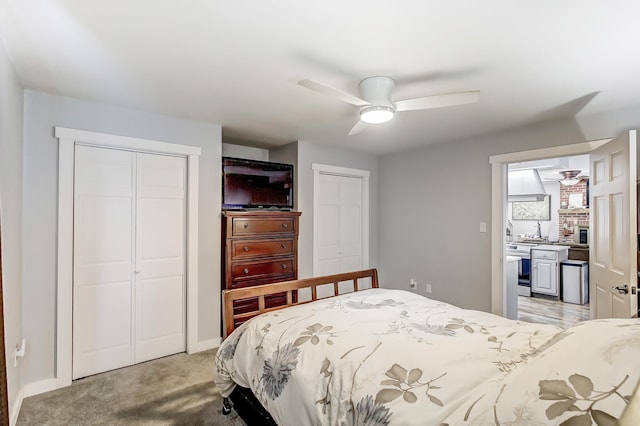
[214,269,640,425]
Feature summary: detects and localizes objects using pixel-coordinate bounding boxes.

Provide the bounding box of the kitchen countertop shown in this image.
[532,244,570,252]
[553,243,589,249]
[511,239,589,249]
[506,241,589,261]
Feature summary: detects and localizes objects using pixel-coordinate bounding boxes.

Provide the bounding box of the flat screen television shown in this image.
[222,157,294,210]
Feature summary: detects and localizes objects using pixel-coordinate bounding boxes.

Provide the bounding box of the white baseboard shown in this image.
[22,377,67,398]
[10,388,24,426]
[188,337,221,354]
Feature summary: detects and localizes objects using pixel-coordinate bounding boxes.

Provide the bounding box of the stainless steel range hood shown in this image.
[508,169,547,201]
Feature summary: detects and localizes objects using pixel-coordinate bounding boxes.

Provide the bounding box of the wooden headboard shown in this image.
[223,268,379,337]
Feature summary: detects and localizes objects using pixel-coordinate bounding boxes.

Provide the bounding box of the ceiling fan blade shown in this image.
[348,120,367,136]
[395,91,480,112]
[298,79,369,107]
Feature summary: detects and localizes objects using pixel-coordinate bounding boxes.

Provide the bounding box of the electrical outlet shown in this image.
[14,339,26,367]
[409,278,417,289]
[425,283,432,293]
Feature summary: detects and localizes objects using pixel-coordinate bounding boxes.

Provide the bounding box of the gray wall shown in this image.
[272,141,379,278]
[0,37,24,422]
[378,108,640,311]
[22,91,222,386]
[269,142,299,207]
[221,143,269,161]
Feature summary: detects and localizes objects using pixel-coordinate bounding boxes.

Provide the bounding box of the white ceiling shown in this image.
[1,1,640,154]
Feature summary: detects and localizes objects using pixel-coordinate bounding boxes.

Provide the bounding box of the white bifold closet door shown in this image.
[73,145,186,379]
[315,173,363,276]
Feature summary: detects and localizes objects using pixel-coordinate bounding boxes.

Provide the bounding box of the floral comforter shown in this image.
[214,288,640,425]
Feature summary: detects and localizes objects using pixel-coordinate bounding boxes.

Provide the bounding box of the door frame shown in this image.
[311,163,370,275]
[489,138,610,317]
[55,127,201,389]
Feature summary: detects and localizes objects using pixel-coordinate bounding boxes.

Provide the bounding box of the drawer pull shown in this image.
[243,223,249,229]
[281,264,287,269]
[243,246,249,252]
[243,268,249,274]
[281,223,288,229]
[281,243,287,249]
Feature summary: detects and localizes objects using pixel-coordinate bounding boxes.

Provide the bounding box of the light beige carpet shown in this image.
[17,349,246,425]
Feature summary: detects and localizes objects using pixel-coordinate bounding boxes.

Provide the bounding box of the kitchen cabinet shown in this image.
[531,245,568,297]
[505,256,519,319]
[568,247,589,261]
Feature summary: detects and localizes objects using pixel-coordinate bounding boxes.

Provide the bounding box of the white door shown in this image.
[590,130,638,319]
[73,146,186,379]
[315,173,363,276]
[73,146,135,379]
[134,153,186,363]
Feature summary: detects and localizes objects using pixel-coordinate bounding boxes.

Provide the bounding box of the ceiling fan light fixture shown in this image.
[360,105,394,124]
[560,178,581,186]
[559,170,582,186]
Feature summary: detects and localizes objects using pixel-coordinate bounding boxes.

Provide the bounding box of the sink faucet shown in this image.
[506,220,513,242]
[535,221,542,239]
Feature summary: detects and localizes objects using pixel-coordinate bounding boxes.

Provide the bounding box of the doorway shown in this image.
[312,164,370,279]
[489,139,609,320]
[73,146,187,379]
[54,127,201,389]
[506,154,591,327]
[491,135,638,322]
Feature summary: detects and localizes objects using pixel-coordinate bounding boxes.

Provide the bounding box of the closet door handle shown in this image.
[135,270,142,274]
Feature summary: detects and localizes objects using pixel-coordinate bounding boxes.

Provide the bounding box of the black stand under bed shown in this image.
[223,386,278,426]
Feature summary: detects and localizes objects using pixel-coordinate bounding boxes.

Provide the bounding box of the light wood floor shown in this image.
[518,295,590,328]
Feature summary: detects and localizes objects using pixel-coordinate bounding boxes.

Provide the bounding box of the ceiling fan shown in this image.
[298,76,480,135]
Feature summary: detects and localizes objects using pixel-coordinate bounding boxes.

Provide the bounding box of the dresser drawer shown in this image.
[230,238,294,260]
[231,258,295,284]
[232,217,296,236]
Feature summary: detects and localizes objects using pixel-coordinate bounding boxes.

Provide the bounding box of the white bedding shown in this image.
[214,288,640,425]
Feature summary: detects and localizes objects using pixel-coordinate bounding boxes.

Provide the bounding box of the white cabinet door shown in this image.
[73,146,186,379]
[532,259,557,296]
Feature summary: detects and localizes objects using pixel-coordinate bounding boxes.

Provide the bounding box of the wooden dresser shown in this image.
[222,210,301,329]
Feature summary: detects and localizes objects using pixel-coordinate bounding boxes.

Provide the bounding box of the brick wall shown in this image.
[558,179,589,240]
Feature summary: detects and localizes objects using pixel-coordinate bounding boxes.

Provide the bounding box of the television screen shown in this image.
[222,157,294,210]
